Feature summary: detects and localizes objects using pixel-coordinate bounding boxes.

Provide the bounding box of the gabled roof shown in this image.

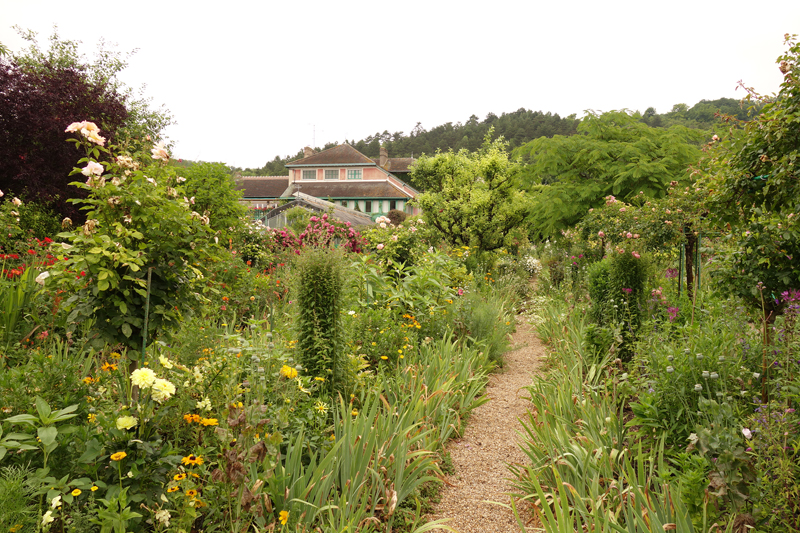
[237,176,290,198]
[286,144,376,167]
[383,157,416,173]
[284,180,414,199]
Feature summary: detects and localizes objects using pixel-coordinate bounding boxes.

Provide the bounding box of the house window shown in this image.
[346,169,362,180]
[302,170,316,180]
[325,169,338,180]
[365,200,372,213]
[389,200,396,211]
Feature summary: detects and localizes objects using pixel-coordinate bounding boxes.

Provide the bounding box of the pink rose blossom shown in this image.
[598,231,605,238]
[626,232,632,239]
[81,161,104,177]
[151,141,169,161]
[376,243,384,250]
[632,252,640,258]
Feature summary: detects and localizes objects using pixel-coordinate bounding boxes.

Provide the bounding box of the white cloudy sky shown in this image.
[1,0,798,168]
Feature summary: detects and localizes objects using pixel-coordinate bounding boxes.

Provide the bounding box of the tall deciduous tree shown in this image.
[410,133,529,252]
[520,110,706,238]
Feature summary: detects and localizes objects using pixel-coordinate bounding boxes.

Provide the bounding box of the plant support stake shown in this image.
[141,267,154,366]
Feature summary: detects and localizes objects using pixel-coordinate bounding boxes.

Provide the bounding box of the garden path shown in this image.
[427,319,545,533]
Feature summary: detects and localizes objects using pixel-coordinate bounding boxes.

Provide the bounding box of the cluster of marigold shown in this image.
[401,313,422,329]
[183,413,219,426]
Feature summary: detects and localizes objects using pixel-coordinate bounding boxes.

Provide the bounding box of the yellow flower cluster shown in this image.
[279,365,298,379]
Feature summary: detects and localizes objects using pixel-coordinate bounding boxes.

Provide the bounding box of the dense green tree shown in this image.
[410,133,529,252]
[180,162,247,236]
[519,110,706,239]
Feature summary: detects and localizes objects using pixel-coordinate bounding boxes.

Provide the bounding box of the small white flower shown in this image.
[35,271,50,285]
[155,509,171,526]
[742,428,752,439]
[42,510,55,525]
[51,495,62,508]
[12,196,23,207]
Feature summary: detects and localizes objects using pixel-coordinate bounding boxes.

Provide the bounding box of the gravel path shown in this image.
[427,320,545,533]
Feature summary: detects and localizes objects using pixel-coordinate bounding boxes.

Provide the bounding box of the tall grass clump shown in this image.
[0,465,39,533]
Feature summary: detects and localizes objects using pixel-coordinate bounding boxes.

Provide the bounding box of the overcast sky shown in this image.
[2,0,798,169]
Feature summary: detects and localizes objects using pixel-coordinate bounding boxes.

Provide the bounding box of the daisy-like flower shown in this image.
[186,489,198,497]
[110,451,127,461]
[71,488,81,497]
[167,486,179,493]
[199,418,218,426]
[181,454,204,466]
[173,473,186,481]
[279,510,289,525]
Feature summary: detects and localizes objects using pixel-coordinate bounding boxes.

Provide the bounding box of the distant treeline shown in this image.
[233,98,759,176]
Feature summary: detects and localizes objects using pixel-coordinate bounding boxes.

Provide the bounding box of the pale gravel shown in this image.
[427,320,545,533]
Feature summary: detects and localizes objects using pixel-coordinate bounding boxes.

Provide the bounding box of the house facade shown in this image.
[284,144,419,217]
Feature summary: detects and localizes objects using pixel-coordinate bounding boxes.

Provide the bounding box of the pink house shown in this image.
[283,144,419,217]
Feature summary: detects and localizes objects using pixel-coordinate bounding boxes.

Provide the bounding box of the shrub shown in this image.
[386,208,407,226]
[586,251,651,361]
[294,247,345,389]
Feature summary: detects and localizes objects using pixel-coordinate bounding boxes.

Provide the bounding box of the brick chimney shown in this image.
[379,146,388,167]
[304,146,313,158]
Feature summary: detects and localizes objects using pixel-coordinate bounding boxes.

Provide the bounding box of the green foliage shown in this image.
[522,110,706,238]
[701,35,800,316]
[284,205,312,234]
[0,465,39,532]
[364,216,429,267]
[411,133,529,252]
[745,401,800,529]
[452,289,514,365]
[179,162,246,237]
[294,248,345,387]
[586,252,651,361]
[50,127,217,351]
